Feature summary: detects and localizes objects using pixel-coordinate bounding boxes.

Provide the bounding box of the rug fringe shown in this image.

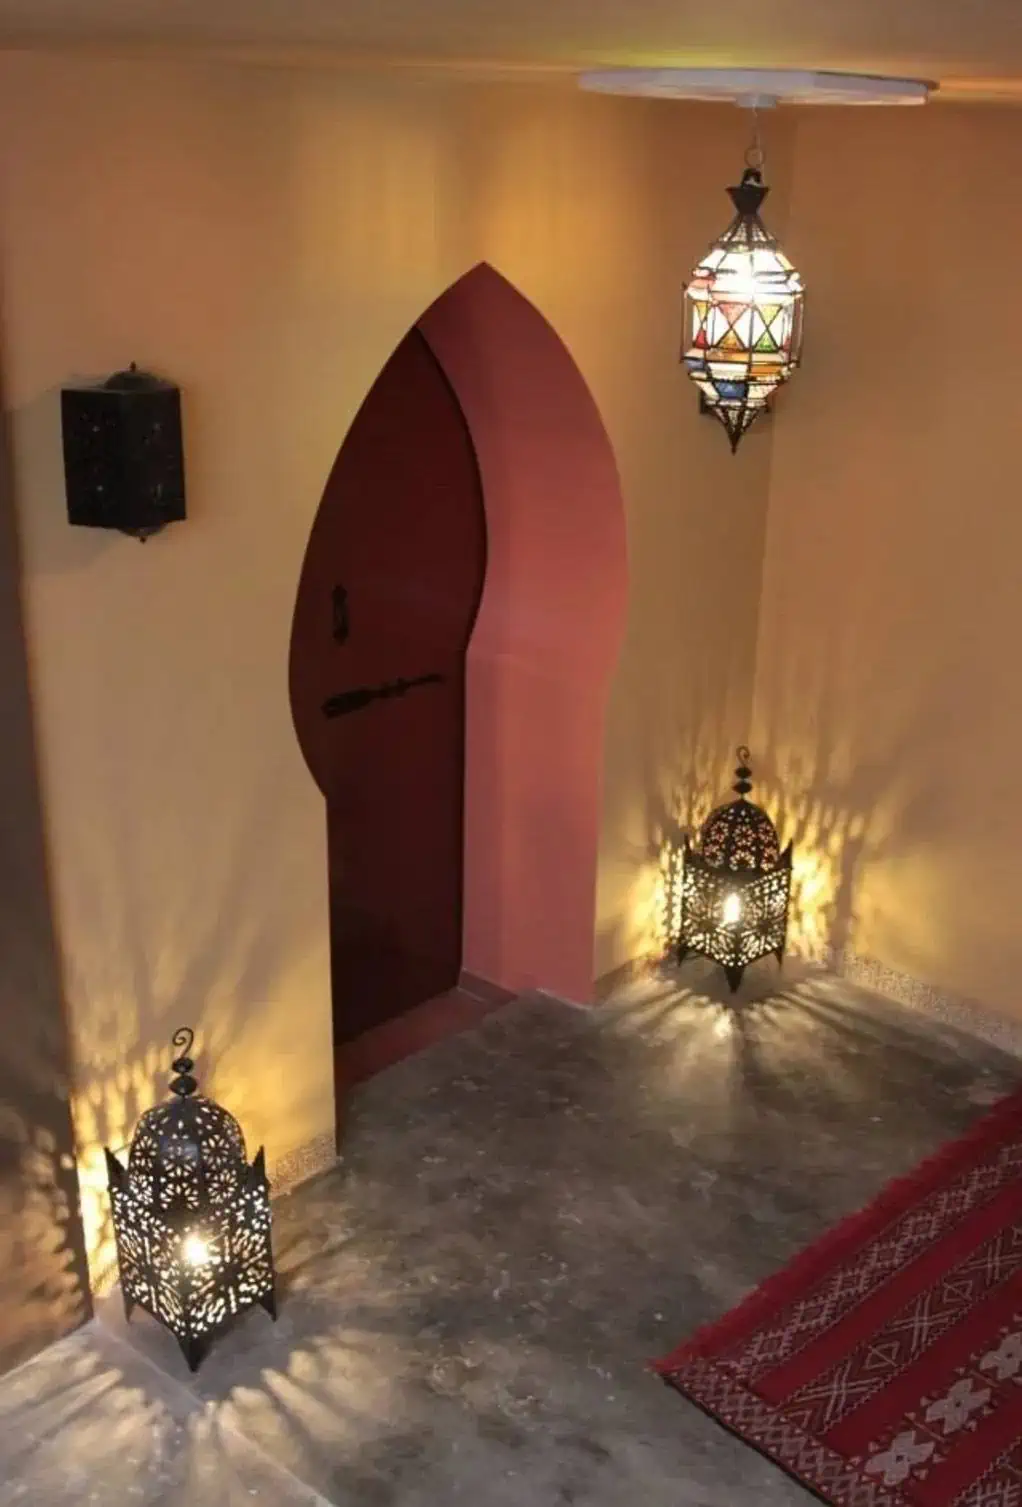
[653,1084,1022,1374]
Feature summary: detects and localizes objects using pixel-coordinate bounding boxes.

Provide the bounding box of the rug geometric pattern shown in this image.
[657,1091,1022,1507]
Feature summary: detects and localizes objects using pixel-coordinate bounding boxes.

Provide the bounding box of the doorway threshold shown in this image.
[337,973,515,1090]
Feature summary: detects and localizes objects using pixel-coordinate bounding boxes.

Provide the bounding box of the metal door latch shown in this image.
[322,673,444,719]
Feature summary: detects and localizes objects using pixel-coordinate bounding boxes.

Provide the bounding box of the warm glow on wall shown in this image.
[790,847,839,961]
[655,843,685,956]
[73,1053,165,1298]
[736,733,883,967]
[683,163,804,451]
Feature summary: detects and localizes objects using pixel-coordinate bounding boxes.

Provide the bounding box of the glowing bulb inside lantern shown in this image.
[722,892,742,926]
[182,1233,212,1268]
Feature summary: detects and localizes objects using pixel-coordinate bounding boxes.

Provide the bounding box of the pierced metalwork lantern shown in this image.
[682,164,805,451]
[676,747,792,991]
[105,1028,276,1371]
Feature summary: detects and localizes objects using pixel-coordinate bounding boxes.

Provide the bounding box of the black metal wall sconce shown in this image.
[61,363,186,541]
[105,1028,276,1372]
[671,747,792,992]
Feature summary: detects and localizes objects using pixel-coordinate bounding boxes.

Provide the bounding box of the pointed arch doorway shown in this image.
[290,265,628,1115]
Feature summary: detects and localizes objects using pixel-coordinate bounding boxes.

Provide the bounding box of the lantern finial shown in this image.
[727,168,768,218]
[169,1027,198,1098]
[733,746,753,797]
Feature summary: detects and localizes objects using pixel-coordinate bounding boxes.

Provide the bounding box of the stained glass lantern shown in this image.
[105,1028,276,1371]
[683,165,805,451]
[676,747,792,991]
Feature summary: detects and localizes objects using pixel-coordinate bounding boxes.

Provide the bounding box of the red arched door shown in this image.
[290,329,486,1051]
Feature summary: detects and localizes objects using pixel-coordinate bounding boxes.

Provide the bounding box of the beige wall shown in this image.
[754,105,1022,1019]
[0,52,775,1288]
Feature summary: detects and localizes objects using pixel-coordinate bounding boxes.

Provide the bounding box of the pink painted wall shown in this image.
[419,263,628,1004]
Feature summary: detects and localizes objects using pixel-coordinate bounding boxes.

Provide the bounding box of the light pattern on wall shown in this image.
[105,1028,276,1371]
[683,167,804,451]
[658,842,685,957]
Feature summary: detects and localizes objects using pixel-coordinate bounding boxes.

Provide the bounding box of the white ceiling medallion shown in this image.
[577,68,935,108]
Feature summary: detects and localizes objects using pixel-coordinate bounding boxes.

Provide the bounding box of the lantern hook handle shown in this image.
[172,1026,195,1057]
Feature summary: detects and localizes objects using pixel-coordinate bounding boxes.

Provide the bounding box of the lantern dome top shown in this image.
[696,746,782,872]
[102,361,173,393]
[126,1028,249,1214]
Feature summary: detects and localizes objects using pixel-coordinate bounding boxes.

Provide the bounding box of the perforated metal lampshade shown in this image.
[676,747,792,991]
[105,1029,276,1371]
[683,168,805,451]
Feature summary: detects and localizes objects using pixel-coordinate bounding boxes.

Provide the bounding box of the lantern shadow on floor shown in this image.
[0,1318,328,1507]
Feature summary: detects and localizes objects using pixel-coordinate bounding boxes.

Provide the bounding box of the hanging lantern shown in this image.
[683,161,805,451]
[105,1028,276,1371]
[676,747,792,991]
[575,68,936,457]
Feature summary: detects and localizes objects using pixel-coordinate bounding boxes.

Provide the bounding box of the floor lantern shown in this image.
[677,747,792,992]
[105,1028,276,1371]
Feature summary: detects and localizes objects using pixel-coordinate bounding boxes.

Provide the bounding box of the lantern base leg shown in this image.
[723,965,745,994]
[259,1286,278,1322]
[178,1335,211,1374]
[121,1291,135,1324]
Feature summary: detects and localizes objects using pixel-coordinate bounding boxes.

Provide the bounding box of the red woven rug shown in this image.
[655,1089,1022,1507]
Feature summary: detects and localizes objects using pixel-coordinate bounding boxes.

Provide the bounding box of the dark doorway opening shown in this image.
[289,329,487,1082]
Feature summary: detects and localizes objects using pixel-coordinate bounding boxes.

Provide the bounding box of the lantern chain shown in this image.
[744,109,766,173]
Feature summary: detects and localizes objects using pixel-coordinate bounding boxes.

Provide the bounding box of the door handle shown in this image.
[322,672,444,719]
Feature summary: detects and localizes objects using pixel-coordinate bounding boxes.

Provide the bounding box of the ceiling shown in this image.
[3,0,1022,101]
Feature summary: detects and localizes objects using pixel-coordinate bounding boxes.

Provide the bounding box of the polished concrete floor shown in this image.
[2,962,1021,1507]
